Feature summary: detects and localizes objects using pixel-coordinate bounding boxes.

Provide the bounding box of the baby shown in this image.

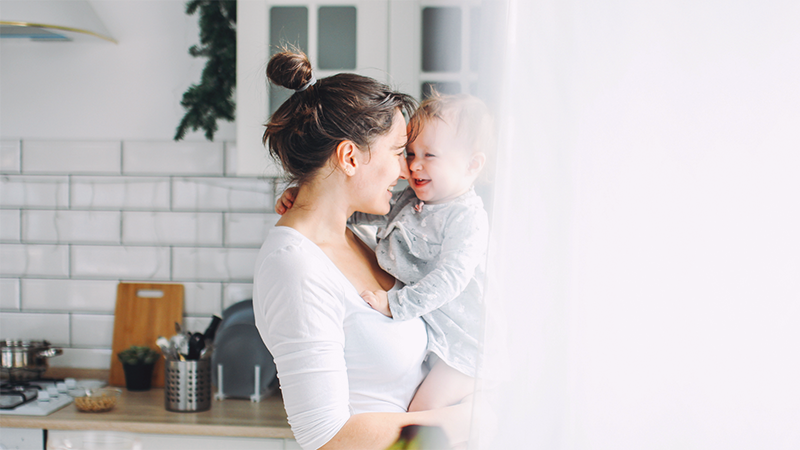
[279,92,494,412]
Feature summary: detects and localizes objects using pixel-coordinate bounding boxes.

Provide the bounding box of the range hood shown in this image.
[0,0,115,43]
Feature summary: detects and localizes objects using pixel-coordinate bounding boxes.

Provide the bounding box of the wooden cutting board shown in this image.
[109,283,184,388]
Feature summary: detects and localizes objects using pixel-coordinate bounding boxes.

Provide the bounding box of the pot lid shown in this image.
[0,340,52,348]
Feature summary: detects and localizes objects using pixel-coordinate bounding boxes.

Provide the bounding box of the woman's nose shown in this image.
[398,155,411,180]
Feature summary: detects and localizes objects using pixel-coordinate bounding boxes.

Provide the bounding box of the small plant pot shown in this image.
[122,363,155,391]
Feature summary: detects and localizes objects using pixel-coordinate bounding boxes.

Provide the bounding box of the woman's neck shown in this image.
[276,179,352,246]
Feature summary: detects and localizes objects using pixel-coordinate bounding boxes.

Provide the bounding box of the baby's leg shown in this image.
[409,359,475,412]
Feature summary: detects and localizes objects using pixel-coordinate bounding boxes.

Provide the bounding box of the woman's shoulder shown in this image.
[254,227,349,317]
[255,227,339,287]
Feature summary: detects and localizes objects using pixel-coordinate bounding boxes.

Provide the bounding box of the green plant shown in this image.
[174,0,236,141]
[117,346,160,366]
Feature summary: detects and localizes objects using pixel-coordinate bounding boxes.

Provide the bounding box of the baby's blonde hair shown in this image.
[408,91,496,156]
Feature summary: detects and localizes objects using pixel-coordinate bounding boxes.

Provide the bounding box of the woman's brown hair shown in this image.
[263,50,417,186]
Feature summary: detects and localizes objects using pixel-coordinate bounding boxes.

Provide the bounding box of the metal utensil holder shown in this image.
[164,359,211,412]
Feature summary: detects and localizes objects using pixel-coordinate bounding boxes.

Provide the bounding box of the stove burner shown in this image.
[0,378,64,392]
[0,386,38,409]
[1,381,42,391]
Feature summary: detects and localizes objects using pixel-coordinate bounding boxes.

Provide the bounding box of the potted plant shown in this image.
[117,346,160,391]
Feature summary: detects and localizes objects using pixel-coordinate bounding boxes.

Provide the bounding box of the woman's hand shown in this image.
[275,186,299,215]
[319,398,474,450]
[361,290,392,317]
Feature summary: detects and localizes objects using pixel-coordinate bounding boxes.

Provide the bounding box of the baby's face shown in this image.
[405,118,476,205]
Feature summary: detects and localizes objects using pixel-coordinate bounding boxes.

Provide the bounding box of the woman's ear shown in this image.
[335,140,359,176]
[468,152,486,174]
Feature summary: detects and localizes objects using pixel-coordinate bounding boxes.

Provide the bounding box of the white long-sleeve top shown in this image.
[253,226,428,450]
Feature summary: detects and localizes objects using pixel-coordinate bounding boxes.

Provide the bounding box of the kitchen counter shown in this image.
[0,388,293,439]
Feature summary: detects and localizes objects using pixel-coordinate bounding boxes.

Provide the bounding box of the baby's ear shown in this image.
[468,152,486,174]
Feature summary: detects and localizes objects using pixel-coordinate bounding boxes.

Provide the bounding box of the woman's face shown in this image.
[354,109,408,215]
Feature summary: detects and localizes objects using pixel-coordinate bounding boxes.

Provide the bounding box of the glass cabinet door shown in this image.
[390,0,484,101]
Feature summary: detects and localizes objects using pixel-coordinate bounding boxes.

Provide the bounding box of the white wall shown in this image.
[0,1,263,370]
[479,1,800,449]
[0,0,235,141]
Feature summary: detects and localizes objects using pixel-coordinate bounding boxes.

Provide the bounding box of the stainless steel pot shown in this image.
[0,340,63,381]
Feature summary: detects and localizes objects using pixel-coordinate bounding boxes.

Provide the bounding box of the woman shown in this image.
[253,50,472,450]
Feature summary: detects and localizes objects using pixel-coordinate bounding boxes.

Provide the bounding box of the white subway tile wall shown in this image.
[223,283,254,310]
[0,209,21,241]
[57,348,114,369]
[71,314,115,348]
[183,316,215,338]
[71,176,171,210]
[171,247,259,281]
[23,141,121,174]
[0,312,70,345]
[182,282,223,316]
[172,177,273,212]
[0,139,21,173]
[122,211,223,246]
[0,278,20,310]
[71,245,172,280]
[225,213,280,247]
[21,279,118,312]
[0,140,280,369]
[23,210,122,244]
[0,176,70,208]
[0,244,70,277]
[123,141,224,176]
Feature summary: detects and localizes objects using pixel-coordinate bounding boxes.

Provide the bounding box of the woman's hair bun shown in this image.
[267,49,313,91]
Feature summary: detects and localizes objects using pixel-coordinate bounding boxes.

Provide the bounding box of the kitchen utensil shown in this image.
[164,358,211,412]
[109,283,184,388]
[169,333,188,358]
[187,333,204,360]
[155,337,174,360]
[203,315,222,342]
[0,340,63,382]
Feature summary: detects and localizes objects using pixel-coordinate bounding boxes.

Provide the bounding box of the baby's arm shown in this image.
[389,208,489,321]
[361,289,391,317]
[274,186,298,215]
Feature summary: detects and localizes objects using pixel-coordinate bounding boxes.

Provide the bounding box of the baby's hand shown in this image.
[274,187,299,215]
[361,290,392,317]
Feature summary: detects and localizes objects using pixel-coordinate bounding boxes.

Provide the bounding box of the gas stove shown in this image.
[0,378,104,416]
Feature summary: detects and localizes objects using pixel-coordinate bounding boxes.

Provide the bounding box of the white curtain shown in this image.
[475,1,800,449]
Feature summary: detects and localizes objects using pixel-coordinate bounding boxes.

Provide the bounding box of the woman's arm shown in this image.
[255,242,471,450]
[321,402,473,450]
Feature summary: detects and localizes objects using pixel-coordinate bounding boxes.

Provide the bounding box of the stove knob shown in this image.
[47,386,59,397]
[65,378,77,389]
[38,390,51,402]
[57,382,68,393]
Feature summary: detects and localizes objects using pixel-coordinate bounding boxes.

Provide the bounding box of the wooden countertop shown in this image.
[0,388,293,439]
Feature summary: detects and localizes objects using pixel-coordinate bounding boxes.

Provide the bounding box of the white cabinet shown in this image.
[0,428,44,450]
[237,0,390,177]
[236,0,482,177]
[46,430,299,450]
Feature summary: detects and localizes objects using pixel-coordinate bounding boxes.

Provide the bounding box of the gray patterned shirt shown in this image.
[351,187,489,376]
